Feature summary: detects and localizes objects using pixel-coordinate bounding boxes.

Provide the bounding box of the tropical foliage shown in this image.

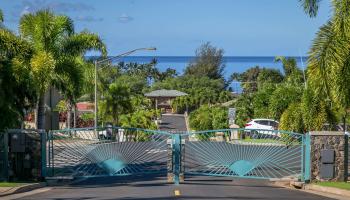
[298,0,350,130]
[189,105,228,131]
[232,56,307,130]
[0,9,37,130]
[94,61,161,129]
[152,43,233,113]
[184,42,225,80]
[19,10,106,129]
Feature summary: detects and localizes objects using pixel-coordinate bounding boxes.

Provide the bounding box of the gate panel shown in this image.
[183,129,304,180]
[47,127,171,178]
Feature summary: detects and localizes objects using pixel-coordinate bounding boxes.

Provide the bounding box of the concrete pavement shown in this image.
[12,175,336,200]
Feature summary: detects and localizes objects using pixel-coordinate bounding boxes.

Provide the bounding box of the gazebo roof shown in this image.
[144,89,188,97]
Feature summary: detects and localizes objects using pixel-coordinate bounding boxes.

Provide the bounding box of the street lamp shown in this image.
[94,47,156,129]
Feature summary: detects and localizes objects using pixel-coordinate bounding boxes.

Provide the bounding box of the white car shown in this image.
[244,119,279,137]
[245,119,279,130]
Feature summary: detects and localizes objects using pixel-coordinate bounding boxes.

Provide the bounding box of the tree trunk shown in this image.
[36,94,46,129]
[66,101,72,129]
[344,111,347,133]
[113,113,119,127]
[73,104,77,128]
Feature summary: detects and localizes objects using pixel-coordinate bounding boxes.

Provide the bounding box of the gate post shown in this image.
[173,134,181,185]
[40,129,47,179]
[167,134,184,184]
[303,133,311,182]
[1,131,9,181]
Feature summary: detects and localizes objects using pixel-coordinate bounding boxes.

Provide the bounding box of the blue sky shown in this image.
[1,0,331,56]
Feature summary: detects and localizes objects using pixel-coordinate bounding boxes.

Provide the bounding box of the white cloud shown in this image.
[12,0,95,20]
[75,15,103,22]
[118,14,134,23]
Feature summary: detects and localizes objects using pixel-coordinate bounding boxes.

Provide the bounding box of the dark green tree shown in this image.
[103,82,132,126]
[268,84,303,120]
[0,10,37,130]
[184,42,225,80]
[234,94,254,127]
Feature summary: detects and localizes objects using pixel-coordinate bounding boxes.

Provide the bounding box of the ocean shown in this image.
[120,56,307,74]
[117,56,308,93]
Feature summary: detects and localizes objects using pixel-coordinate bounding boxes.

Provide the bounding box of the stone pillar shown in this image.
[215,132,224,142]
[230,124,240,140]
[309,131,348,182]
[167,138,185,183]
[167,139,173,182]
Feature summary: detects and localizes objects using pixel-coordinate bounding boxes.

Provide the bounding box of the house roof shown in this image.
[76,102,94,111]
[144,89,188,97]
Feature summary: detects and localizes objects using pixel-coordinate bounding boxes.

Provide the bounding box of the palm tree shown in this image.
[19,10,106,129]
[104,82,132,126]
[300,0,350,127]
[55,32,106,129]
[274,56,304,85]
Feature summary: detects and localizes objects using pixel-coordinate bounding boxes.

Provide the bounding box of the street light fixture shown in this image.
[94,47,157,129]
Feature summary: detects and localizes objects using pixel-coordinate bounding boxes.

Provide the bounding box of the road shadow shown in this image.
[182,176,284,188]
[68,173,171,188]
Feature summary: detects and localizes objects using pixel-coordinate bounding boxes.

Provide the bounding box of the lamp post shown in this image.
[94,47,156,129]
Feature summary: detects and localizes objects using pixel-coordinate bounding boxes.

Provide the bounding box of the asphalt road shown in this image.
[14,175,335,200]
[159,114,187,132]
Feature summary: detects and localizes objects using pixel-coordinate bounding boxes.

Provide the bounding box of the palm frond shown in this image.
[299,0,322,17]
[307,20,349,104]
[19,9,74,53]
[0,9,4,22]
[61,31,107,57]
[54,57,85,101]
[0,29,32,59]
[332,0,350,36]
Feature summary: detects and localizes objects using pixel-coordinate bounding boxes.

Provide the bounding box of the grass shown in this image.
[316,182,350,191]
[0,182,27,187]
[242,136,301,145]
[243,138,282,144]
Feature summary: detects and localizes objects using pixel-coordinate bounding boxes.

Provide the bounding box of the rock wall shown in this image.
[310,131,348,181]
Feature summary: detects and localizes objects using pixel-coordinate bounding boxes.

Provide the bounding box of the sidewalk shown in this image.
[305,184,350,199]
[274,181,350,200]
[0,182,46,197]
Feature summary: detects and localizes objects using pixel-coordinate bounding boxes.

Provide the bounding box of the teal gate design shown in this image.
[47,127,171,178]
[182,129,307,181]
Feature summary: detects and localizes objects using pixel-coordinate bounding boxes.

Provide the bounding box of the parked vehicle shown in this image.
[245,119,279,130]
[244,119,279,138]
[99,124,113,140]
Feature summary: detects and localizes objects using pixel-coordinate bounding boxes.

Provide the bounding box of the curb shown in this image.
[305,184,350,197]
[272,180,350,200]
[46,176,87,186]
[0,182,47,197]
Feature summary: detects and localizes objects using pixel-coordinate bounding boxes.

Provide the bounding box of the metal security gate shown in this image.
[182,129,307,181]
[47,127,171,178]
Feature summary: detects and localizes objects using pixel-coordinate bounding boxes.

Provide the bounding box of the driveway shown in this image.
[12,175,336,200]
[159,114,187,132]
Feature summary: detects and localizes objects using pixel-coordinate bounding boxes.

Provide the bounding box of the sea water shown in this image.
[118,56,308,93]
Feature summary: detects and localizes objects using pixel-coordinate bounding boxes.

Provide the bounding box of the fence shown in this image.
[0,128,349,183]
[47,127,171,178]
[0,129,45,181]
